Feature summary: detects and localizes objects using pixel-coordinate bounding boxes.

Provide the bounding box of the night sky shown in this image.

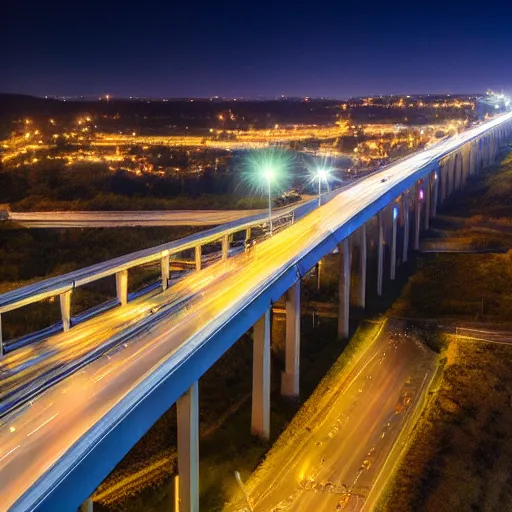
[3,0,512,99]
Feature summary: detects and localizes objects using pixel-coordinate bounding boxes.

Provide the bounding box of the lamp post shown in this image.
[316,168,329,207]
[263,167,275,236]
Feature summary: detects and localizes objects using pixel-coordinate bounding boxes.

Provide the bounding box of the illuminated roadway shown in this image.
[4,199,314,228]
[227,321,437,511]
[0,112,511,511]
[5,209,272,228]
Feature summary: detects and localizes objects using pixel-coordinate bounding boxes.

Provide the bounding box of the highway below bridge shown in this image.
[0,112,511,512]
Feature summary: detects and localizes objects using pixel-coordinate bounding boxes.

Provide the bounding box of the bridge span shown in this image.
[0,113,511,512]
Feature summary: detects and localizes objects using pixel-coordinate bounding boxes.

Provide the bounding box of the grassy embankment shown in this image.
[377,150,512,511]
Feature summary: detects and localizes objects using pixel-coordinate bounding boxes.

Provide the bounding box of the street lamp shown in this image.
[316,168,330,207]
[263,167,275,235]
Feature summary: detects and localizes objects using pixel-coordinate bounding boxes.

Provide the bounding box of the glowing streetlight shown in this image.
[316,167,330,207]
[263,167,275,235]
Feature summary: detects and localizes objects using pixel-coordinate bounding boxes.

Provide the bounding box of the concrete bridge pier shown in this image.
[469,144,476,176]
[252,309,271,439]
[79,497,93,512]
[390,204,398,280]
[353,225,367,308]
[452,154,459,191]
[177,381,200,512]
[195,245,202,272]
[245,227,252,247]
[221,234,229,261]
[484,137,491,167]
[281,281,300,398]
[432,171,439,217]
[448,156,456,196]
[413,185,421,251]
[116,270,128,306]
[440,163,447,202]
[424,177,431,230]
[458,153,464,190]
[161,251,170,291]
[477,142,483,172]
[338,238,350,339]
[402,194,410,263]
[60,290,72,332]
[316,261,322,291]
[377,212,384,296]
[462,146,471,185]
[0,314,3,359]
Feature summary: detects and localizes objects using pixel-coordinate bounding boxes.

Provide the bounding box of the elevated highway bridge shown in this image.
[0,113,511,512]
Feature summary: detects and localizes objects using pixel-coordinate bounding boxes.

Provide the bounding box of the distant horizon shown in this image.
[0,90,494,102]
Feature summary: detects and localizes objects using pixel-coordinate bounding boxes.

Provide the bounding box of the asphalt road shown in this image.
[6,209,267,228]
[4,197,316,229]
[227,322,437,512]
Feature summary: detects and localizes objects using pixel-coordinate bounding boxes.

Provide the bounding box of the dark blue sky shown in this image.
[3,0,512,98]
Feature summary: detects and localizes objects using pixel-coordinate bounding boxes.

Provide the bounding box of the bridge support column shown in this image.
[447,157,454,196]
[195,246,202,272]
[316,262,322,291]
[440,164,447,203]
[338,238,350,339]
[390,205,398,281]
[377,212,384,296]
[221,235,229,261]
[414,186,421,251]
[457,154,463,190]
[354,225,366,308]
[80,497,93,512]
[161,251,170,291]
[60,290,72,332]
[281,281,300,398]
[177,381,199,512]
[462,147,470,185]
[245,227,251,246]
[424,176,431,230]
[0,314,3,359]
[116,270,128,306]
[402,194,409,263]
[432,171,439,217]
[252,310,271,439]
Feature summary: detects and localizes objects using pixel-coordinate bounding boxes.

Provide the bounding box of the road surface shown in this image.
[227,321,437,512]
[4,197,317,229]
[6,209,270,228]
[0,113,510,510]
